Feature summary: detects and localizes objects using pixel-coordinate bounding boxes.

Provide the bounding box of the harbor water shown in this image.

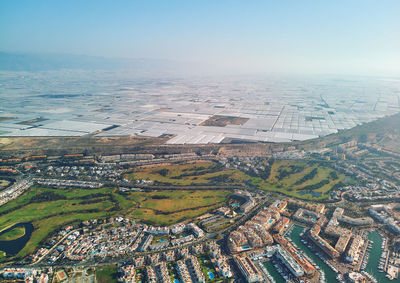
[365,230,392,283]
[287,225,338,283]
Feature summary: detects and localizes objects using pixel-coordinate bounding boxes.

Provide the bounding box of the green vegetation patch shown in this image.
[0,159,348,262]
[251,160,350,200]
[124,160,347,201]
[0,185,231,261]
[0,226,25,241]
[127,190,231,226]
[124,160,250,186]
[95,264,118,283]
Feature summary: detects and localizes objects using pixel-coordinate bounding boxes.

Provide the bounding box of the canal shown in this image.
[365,230,392,283]
[0,222,34,256]
[261,226,393,283]
[287,225,338,283]
[263,259,286,283]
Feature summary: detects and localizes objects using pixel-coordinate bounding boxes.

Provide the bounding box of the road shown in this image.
[29,196,269,269]
[31,229,81,265]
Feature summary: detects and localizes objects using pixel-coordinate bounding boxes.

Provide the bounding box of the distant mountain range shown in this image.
[0,51,185,73]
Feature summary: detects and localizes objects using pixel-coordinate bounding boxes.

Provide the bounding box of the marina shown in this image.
[262,259,286,283]
[364,231,393,283]
[287,225,337,283]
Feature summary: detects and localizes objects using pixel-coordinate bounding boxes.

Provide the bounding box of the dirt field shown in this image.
[200,115,249,127]
[0,135,167,157]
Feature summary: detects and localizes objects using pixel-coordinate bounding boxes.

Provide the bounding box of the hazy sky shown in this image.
[1,0,400,76]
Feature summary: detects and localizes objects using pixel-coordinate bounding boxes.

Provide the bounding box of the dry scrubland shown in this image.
[0,135,166,157]
[298,112,400,154]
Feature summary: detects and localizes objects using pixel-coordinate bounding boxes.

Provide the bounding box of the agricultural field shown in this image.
[252,160,350,200]
[124,160,249,186]
[0,186,230,261]
[200,115,249,127]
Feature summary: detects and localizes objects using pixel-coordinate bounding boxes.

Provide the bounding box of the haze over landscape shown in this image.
[1,1,400,283]
[1,0,400,75]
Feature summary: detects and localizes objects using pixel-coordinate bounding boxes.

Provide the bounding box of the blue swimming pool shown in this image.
[208,272,214,279]
[174,280,180,283]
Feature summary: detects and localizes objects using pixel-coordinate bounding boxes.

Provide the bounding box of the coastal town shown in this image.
[1,194,400,282]
[1,0,400,281]
[1,131,400,283]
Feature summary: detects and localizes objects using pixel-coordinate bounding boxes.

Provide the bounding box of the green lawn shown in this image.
[95,264,118,283]
[253,160,349,200]
[127,190,231,226]
[198,255,219,282]
[0,159,348,262]
[124,160,348,201]
[124,160,250,186]
[0,186,231,261]
[0,226,25,241]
